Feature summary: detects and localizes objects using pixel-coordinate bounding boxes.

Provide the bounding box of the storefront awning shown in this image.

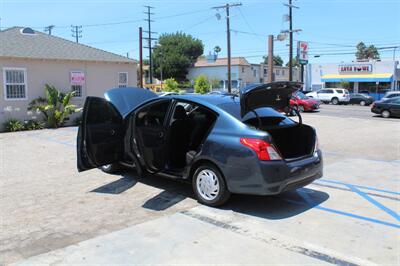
[321,73,393,82]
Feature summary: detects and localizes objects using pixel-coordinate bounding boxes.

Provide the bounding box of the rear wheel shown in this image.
[298,105,305,112]
[192,163,230,206]
[331,97,339,105]
[100,163,120,173]
[360,100,366,106]
[381,110,391,118]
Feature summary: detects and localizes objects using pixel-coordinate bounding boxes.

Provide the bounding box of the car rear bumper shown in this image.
[226,150,323,195]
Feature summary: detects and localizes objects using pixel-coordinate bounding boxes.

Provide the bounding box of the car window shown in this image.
[136,100,170,127]
[295,92,308,99]
[318,89,327,93]
[336,89,344,94]
[388,93,400,98]
[86,100,120,125]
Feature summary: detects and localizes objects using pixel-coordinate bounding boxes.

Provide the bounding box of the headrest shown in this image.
[174,105,187,119]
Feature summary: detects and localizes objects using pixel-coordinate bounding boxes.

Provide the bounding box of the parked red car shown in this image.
[290,91,320,112]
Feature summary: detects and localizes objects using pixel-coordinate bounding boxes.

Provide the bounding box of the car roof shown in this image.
[167,93,240,105]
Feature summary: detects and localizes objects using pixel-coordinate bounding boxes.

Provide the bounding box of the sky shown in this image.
[1,0,400,65]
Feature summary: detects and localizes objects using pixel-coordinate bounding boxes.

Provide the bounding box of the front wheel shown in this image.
[381,110,391,118]
[360,100,366,106]
[192,164,230,206]
[331,97,339,105]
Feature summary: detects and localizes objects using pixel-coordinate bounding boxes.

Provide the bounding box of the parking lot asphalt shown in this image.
[1,105,399,265]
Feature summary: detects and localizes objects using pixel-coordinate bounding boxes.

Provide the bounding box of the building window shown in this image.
[241,67,245,73]
[276,69,280,76]
[3,68,27,100]
[71,85,82,97]
[253,70,257,77]
[263,68,267,75]
[282,69,285,76]
[118,72,128,87]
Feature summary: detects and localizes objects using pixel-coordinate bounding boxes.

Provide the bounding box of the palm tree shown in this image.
[28,84,77,128]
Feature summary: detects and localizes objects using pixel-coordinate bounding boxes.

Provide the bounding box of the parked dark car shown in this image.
[77,82,323,206]
[371,97,400,118]
[349,93,374,106]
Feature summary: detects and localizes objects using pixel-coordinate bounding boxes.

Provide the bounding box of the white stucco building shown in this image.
[0,27,137,130]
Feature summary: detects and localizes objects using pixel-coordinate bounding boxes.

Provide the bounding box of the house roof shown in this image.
[0,27,136,63]
[194,57,251,67]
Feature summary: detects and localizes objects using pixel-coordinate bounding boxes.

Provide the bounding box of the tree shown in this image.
[214,45,221,55]
[210,77,221,89]
[163,78,179,93]
[152,32,204,81]
[28,84,77,128]
[285,58,300,67]
[263,55,283,66]
[194,74,210,94]
[356,42,380,60]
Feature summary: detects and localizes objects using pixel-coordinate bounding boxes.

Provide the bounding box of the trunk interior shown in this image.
[265,124,316,160]
[245,117,316,160]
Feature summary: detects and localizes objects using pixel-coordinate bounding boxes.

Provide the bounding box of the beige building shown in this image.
[187,57,261,90]
[0,27,137,129]
[260,64,301,83]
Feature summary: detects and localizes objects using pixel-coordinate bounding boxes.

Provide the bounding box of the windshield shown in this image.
[295,91,309,100]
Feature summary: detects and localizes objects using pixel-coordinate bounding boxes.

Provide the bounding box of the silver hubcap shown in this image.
[382,111,390,118]
[102,164,111,170]
[196,169,220,201]
[360,101,365,106]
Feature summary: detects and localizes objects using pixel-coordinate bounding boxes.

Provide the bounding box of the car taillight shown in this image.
[240,138,282,160]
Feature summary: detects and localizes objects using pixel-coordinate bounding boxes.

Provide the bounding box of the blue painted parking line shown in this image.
[320,179,400,196]
[295,189,400,229]
[25,132,75,147]
[346,184,400,222]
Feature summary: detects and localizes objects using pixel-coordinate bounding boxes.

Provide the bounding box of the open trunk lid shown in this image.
[240,81,302,117]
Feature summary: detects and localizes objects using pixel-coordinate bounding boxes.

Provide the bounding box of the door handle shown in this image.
[158,131,164,138]
[110,129,115,136]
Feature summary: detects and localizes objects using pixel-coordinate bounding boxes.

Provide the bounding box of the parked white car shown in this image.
[306,88,350,105]
[381,91,400,102]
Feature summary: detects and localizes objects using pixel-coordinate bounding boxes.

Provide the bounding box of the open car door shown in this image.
[133,100,171,173]
[77,97,124,172]
[240,81,301,117]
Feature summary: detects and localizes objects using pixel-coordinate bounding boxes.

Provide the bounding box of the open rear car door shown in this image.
[77,97,124,172]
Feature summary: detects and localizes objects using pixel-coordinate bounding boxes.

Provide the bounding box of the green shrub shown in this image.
[28,84,77,128]
[194,74,210,94]
[163,78,179,93]
[24,120,44,130]
[178,80,192,89]
[3,119,24,132]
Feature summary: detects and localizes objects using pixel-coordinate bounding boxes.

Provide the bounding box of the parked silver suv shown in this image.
[306,88,350,105]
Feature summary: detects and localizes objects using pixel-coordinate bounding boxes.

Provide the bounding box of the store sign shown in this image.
[339,64,372,74]
[70,71,85,85]
[297,41,309,65]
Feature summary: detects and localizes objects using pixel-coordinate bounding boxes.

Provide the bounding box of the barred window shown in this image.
[4,68,27,99]
[71,85,82,97]
[118,72,128,87]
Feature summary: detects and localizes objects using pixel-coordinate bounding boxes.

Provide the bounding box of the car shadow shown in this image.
[92,169,329,219]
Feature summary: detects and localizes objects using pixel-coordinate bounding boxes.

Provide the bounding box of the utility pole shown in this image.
[139,27,143,88]
[71,25,82,43]
[288,0,293,81]
[143,6,157,84]
[44,25,55,35]
[213,3,242,93]
[267,35,274,83]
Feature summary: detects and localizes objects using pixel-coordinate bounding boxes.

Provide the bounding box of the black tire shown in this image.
[381,110,391,118]
[192,163,231,206]
[298,105,305,112]
[360,100,366,106]
[331,97,339,105]
[99,163,120,173]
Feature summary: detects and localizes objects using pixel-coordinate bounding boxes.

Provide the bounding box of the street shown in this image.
[1,105,399,265]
